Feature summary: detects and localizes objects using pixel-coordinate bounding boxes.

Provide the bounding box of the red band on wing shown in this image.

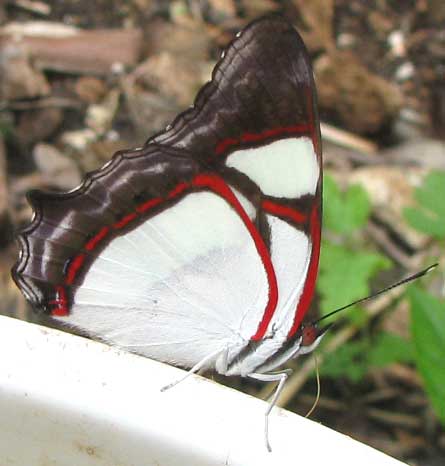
[287,204,321,338]
[65,253,86,285]
[136,198,162,214]
[114,213,138,229]
[261,200,307,224]
[168,182,189,199]
[192,174,279,341]
[85,226,110,251]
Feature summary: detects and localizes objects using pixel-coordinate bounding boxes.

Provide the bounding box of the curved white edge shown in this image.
[0,315,407,466]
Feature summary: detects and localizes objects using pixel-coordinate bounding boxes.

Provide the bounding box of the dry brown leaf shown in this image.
[0,24,142,75]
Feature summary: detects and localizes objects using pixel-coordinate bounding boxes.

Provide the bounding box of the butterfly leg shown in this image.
[161,347,225,392]
[248,369,293,452]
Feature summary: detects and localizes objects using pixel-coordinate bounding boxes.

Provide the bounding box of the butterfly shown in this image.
[13,14,326,451]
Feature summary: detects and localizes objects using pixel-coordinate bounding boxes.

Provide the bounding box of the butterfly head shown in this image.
[296,323,331,356]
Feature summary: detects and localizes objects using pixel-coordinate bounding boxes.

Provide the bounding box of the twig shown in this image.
[383,363,423,387]
[359,388,400,404]
[1,21,77,37]
[366,221,415,269]
[0,25,142,75]
[366,408,423,429]
[323,144,380,166]
[0,96,82,111]
[12,0,51,15]
[321,122,378,155]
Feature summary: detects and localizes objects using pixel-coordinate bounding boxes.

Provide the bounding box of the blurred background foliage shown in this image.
[319,173,444,419]
[0,0,444,464]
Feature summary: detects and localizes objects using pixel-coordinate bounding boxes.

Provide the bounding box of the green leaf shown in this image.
[415,172,445,218]
[321,339,368,382]
[318,241,391,318]
[368,332,414,367]
[404,171,445,239]
[409,286,445,423]
[323,175,371,234]
[404,207,445,238]
[321,332,415,383]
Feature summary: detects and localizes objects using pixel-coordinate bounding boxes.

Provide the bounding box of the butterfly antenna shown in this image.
[305,353,320,418]
[314,263,438,325]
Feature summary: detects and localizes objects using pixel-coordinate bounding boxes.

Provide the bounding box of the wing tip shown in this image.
[147,13,313,151]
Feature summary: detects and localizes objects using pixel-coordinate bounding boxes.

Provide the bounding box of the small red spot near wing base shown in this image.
[50,285,69,316]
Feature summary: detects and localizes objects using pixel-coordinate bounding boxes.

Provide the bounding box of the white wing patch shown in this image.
[60,190,269,369]
[266,214,311,337]
[225,214,311,376]
[226,137,318,198]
